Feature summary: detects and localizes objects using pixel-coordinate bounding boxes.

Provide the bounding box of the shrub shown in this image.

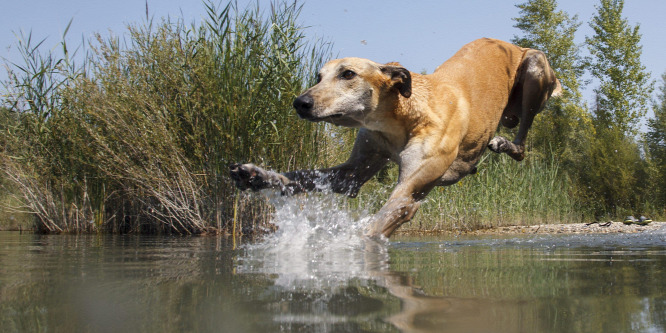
[1,1,331,234]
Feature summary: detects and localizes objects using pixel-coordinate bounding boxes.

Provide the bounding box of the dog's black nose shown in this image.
[293,94,314,119]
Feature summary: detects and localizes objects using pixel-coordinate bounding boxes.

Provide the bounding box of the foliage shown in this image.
[512,0,592,165]
[412,154,586,231]
[513,0,583,101]
[646,72,666,210]
[511,0,596,208]
[1,0,665,234]
[1,1,331,234]
[576,124,646,214]
[585,0,653,136]
[578,0,655,215]
[511,0,661,219]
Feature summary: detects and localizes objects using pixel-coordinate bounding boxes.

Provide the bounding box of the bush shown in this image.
[1,1,331,234]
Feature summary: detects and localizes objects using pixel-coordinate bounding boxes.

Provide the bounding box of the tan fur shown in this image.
[230,38,561,238]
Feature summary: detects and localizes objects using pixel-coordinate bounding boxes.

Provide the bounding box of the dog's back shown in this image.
[432,38,526,120]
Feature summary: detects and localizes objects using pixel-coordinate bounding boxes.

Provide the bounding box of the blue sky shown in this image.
[2,0,665,105]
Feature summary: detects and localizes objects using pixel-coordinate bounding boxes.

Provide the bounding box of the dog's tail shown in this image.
[551,78,563,98]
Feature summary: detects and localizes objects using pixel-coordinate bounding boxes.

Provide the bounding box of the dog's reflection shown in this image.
[246,236,529,332]
[364,240,528,333]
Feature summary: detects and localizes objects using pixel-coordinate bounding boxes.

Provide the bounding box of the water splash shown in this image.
[236,191,389,290]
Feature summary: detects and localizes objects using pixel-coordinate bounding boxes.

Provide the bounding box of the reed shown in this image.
[410,153,588,231]
[1,0,591,235]
[1,1,330,234]
[343,152,587,232]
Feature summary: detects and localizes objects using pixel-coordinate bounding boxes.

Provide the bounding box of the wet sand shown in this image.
[472,221,666,235]
[400,221,666,236]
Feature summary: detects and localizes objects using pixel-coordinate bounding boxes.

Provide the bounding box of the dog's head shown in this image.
[293,58,411,128]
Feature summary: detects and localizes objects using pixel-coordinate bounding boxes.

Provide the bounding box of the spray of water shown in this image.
[236,191,389,290]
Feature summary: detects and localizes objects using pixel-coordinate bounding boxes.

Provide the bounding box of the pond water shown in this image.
[1,197,666,332]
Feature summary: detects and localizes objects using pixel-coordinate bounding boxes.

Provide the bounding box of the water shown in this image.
[2,197,666,332]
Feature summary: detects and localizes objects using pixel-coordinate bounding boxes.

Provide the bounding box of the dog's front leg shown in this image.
[229,163,297,193]
[364,191,424,238]
[230,129,390,196]
[230,156,388,196]
[365,142,458,238]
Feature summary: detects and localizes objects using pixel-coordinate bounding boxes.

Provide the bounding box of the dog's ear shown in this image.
[381,66,412,98]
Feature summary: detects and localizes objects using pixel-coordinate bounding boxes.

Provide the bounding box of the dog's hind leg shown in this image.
[487,136,525,161]
[488,50,559,161]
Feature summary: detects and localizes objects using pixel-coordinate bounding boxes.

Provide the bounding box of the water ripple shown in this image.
[236,192,389,290]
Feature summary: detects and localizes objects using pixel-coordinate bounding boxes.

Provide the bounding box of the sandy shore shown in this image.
[3,221,664,236]
[398,221,666,236]
[464,221,666,235]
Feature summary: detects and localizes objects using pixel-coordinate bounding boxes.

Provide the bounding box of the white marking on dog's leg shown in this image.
[488,136,511,153]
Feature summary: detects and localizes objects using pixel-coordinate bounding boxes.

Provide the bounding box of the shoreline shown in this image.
[3,221,665,236]
[398,221,666,236]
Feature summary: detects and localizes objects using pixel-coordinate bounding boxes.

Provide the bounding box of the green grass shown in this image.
[1,0,597,235]
[413,154,587,231]
[1,1,330,234]
[348,153,588,233]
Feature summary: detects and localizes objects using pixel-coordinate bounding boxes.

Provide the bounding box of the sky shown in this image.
[2,0,665,107]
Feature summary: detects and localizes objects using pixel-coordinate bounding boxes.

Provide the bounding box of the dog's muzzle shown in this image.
[293,94,315,119]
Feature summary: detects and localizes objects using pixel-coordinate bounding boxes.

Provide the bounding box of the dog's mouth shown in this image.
[298,111,361,128]
[300,113,344,122]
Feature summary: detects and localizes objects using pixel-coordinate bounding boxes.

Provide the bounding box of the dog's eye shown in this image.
[341,70,356,80]
[316,73,322,83]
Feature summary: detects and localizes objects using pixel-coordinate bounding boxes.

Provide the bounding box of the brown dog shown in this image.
[230,38,561,238]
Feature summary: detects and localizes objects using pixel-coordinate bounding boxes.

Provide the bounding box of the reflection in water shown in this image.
[234,191,482,331]
[236,194,666,332]
[388,233,666,333]
[237,193,389,289]
[1,198,666,332]
[235,193,398,331]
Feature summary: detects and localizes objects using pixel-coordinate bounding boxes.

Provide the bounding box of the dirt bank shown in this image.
[466,221,666,235]
[399,221,666,236]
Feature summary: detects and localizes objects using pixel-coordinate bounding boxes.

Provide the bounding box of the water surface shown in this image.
[1,198,665,332]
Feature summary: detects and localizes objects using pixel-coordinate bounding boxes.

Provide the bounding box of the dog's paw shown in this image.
[229,163,271,191]
[488,136,509,153]
[487,137,525,161]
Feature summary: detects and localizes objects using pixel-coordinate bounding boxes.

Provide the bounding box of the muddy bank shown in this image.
[400,221,666,236]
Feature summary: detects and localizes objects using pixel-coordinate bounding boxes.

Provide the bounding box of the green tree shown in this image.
[511,0,592,165]
[586,0,652,136]
[513,0,583,103]
[646,72,666,207]
[582,0,653,215]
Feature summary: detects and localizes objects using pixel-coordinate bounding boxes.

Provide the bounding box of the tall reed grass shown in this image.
[1,1,330,234]
[413,154,587,231]
[348,153,587,233]
[1,0,588,234]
